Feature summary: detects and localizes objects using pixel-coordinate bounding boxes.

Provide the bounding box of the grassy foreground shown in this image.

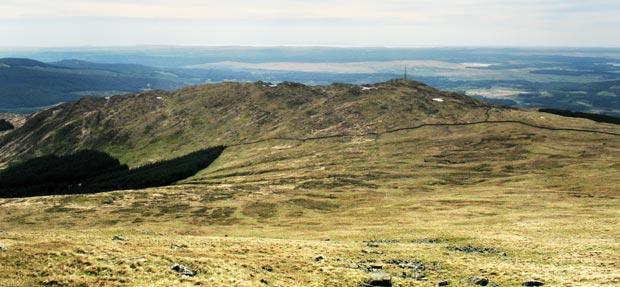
[2,112,620,286]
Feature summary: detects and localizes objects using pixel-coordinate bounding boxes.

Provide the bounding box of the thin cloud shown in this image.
[1,0,619,46]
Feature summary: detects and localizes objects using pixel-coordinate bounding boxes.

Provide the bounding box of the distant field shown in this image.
[466,88,526,99]
[2,46,620,114]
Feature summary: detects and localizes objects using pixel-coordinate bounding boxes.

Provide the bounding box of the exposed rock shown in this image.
[365,239,400,244]
[466,277,489,286]
[370,264,383,270]
[384,259,434,271]
[127,257,147,263]
[361,249,384,255]
[448,245,506,256]
[363,272,392,287]
[262,265,274,272]
[412,238,443,244]
[0,244,6,251]
[438,280,451,286]
[112,235,128,241]
[170,264,196,277]
[522,280,544,286]
[408,271,427,281]
[171,244,189,249]
[314,255,325,262]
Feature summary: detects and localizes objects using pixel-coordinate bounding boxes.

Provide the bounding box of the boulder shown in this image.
[366,272,392,287]
[170,264,196,277]
[522,280,544,286]
[466,277,489,286]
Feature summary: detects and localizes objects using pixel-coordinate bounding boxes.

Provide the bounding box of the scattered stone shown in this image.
[314,255,324,262]
[408,271,427,281]
[260,278,269,285]
[522,280,545,286]
[366,242,380,248]
[112,236,128,241]
[262,265,273,272]
[466,277,489,286]
[365,239,400,245]
[438,280,451,286]
[127,257,147,263]
[384,259,431,271]
[412,238,443,244]
[171,244,189,250]
[370,264,383,270]
[170,264,196,277]
[364,272,392,287]
[361,249,383,255]
[448,245,506,256]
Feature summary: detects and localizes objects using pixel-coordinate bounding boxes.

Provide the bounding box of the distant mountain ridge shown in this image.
[0,58,193,110]
[0,58,56,68]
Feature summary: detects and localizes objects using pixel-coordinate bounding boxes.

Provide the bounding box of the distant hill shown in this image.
[0,58,190,110]
[0,79,491,166]
[0,58,57,68]
[50,59,168,74]
[3,79,619,169]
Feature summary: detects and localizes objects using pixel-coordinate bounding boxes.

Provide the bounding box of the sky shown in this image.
[1,0,620,47]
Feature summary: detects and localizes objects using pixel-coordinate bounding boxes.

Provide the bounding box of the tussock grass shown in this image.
[2,107,620,286]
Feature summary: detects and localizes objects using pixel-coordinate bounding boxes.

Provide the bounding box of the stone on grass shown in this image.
[522,280,544,286]
[466,277,489,286]
[365,272,392,287]
[171,244,189,249]
[170,264,196,277]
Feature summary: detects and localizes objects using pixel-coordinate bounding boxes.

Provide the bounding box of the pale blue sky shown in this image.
[1,0,619,47]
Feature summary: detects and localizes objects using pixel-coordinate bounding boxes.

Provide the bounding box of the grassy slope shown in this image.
[0,79,491,166]
[1,81,619,286]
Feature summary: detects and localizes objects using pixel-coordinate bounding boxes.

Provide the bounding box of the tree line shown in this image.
[0,146,225,198]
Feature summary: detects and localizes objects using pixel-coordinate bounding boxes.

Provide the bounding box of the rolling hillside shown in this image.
[1,80,619,286]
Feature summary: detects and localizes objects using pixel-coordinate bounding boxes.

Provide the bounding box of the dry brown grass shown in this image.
[2,113,620,286]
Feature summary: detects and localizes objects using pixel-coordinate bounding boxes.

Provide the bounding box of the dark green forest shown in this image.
[0,119,14,131]
[0,146,225,198]
[539,109,620,125]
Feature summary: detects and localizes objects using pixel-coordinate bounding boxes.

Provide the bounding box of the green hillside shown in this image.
[1,80,619,286]
[0,79,493,166]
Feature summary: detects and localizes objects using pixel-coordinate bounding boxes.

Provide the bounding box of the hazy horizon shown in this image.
[2,0,620,47]
[3,45,620,48]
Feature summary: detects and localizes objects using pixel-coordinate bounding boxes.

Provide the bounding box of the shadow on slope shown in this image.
[539,109,620,125]
[0,146,225,198]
